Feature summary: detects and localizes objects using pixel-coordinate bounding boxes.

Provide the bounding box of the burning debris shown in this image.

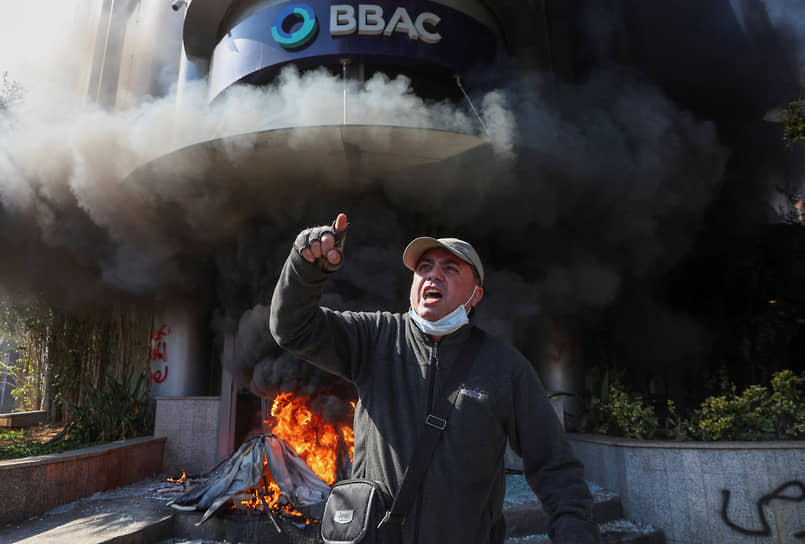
[269,392,354,486]
[167,470,188,484]
[168,392,354,526]
[168,434,331,525]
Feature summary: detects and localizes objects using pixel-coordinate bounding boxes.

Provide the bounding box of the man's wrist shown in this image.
[288,246,334,284]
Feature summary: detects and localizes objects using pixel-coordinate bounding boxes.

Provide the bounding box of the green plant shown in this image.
[0,427,78,459]
[0,295,153,422]
[689,370,805,440]
[767,370,805,439]
[783,98,805,145]
[661,400,688,441]
[579,374,659,439]
[53,371,155,445]
[579,369,805,441]
[597,383,658,439]
[579,368,659,439]
[578,367,612,434]
[0,429,27,441]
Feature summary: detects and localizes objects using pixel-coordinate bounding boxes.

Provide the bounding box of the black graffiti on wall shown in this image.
[721,480,805,538]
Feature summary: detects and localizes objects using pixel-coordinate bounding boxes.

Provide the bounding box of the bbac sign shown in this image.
[209,0,499,99]
[328,5,442,43]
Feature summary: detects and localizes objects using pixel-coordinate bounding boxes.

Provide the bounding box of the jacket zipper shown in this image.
[414,340,439,542]
[428,342,440,410]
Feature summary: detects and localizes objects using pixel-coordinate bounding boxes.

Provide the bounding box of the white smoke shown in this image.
[0,2,89,111]
[0,2,514,299]
[172,67,513,152]
[1,0,733,378]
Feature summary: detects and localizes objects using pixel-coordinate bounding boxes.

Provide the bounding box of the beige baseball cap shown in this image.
[403,237,484,285]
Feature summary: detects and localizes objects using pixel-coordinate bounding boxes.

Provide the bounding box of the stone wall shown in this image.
[0,436,165,524]
[154,396,220,476]
[568,433,805,544]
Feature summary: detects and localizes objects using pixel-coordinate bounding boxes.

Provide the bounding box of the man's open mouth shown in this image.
[423,287,443,302]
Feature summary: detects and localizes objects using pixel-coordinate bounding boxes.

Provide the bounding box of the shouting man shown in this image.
[269,213,599,544]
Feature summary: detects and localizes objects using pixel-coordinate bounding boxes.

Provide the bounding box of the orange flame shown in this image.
[267,392,355,486]
[238,454,282,510]
[234,393,355,517]
[167,470,187,483]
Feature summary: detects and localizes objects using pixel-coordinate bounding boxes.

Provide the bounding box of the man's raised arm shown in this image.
[268,213,359,380]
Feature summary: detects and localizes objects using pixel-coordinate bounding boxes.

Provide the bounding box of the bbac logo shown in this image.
[330,4,442,43]
[272,3,319,49]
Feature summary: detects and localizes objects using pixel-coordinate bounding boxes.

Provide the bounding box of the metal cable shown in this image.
[455,75,489,137]
[341,59,350,125]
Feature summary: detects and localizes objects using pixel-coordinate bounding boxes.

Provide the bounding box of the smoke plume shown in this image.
[0,8,512,302]
[15,0,801,397]
[756,0,805,68]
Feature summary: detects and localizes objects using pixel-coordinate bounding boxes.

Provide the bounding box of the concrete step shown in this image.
[504,474,622,537]
[507,519,666,544]
[597,520,667,544]
[1,474,665,544]
[503,474,666,544]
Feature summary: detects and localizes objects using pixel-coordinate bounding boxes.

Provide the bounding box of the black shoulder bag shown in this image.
[321,328,485,544]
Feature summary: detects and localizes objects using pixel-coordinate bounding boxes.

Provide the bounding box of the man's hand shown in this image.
[294,213,348,271]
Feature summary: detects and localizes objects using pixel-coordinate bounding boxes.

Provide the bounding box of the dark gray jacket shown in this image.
[269,249,599,544]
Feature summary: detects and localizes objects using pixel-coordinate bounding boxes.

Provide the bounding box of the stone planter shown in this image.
[0,436,166,525]
[568,433,805,544]
[0,411,47,428]
[154,396,221,475]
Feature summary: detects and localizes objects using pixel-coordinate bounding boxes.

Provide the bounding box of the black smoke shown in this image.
[1,0,802,409]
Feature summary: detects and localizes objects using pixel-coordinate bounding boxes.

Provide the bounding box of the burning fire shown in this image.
[167,470,187,483]
[226,392,356,517]
[236,392,355,514]
[234,448,297,516]
[238,455,284,511]
[267,392,355,486]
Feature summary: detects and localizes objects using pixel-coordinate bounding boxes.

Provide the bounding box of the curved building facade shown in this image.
[123,0,565,469]
[181,0,505,100]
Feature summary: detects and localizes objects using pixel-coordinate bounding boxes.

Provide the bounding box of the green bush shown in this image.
[690,370,805,441]
[579,369,805,441]
[662,400,688,441]
[53,371,155,445]
[783,99,805,145]
[578,367,613,434]
[768,370,805,438]
[0,427,79,459]
[586,382,658,440]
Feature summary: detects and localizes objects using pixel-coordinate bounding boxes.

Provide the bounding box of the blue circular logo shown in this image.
[271,3,318,49]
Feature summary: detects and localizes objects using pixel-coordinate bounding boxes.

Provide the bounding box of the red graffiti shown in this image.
[544,320,581,369]
[150,365,169,384]
[150,324,172,363]
[152,324,172,343]
[150,324,171,384]
[151,342,168,362]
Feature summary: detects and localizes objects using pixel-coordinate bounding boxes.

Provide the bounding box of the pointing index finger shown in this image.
[334,213,348,233]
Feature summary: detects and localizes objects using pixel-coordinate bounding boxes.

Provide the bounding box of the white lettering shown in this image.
[334,509,354,524]
[358,4,384,35]
[329,5,442,43]
[383,7,418,39]
[414,12,441,44]
[330,5,356,36]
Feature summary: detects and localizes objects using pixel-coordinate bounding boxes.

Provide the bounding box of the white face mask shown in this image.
[409,286,478,336]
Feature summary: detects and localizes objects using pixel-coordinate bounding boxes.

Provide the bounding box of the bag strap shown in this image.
[378,327,485,533]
